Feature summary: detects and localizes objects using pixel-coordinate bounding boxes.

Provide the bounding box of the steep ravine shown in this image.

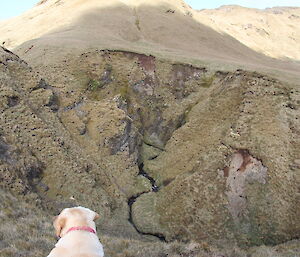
[1,47,299,249]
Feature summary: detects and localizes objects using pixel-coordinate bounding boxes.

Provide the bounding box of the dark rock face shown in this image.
[0,46,299,247]
[0,139,11,162]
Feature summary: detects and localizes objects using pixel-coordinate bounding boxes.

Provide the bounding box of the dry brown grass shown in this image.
[0,188,299,257]
[0,189,54,256]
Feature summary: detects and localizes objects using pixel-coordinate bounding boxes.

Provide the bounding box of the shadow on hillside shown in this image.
[19,1,300,83]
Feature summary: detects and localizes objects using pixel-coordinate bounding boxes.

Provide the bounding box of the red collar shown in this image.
[66,226,96,235]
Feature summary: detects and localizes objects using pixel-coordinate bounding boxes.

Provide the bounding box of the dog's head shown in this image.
[53,206,100,238]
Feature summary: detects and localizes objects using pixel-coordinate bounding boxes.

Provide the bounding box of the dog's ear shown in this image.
[93,212,100,221]
[53,215,66,237]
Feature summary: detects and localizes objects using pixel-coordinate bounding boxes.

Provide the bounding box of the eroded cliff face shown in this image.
[0,46,299,248]
[131,69,300,246]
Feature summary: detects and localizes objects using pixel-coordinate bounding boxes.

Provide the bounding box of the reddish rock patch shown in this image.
[223,166,229,177]
[137,55,156,73]
[237,149,253,172]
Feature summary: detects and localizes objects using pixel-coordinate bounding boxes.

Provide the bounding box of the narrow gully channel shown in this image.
[127,162,166,241]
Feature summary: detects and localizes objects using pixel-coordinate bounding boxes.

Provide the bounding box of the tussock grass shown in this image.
[0,188,54,257]
[100,236,300,257]
[0,188,299,257]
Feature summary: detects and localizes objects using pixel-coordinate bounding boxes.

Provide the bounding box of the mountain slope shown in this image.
[2,2,300,62]
[194,5,300,60]
[0,0,299,85]
[0,0,190,49]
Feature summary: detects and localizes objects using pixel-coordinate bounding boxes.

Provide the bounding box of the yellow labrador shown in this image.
[47,206,104,257]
